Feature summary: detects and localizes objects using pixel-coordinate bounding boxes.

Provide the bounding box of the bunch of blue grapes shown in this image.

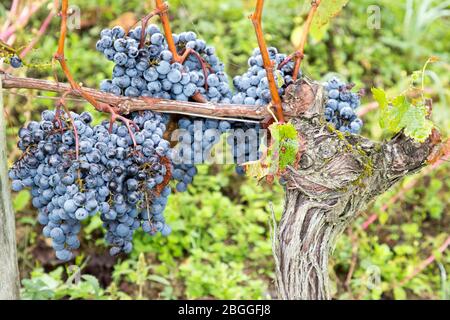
[10,110,101,261]
[171,117,231,191]
[9,109,173,260]
[96,25,232,102]
[140,185,172,236]
[226,122,262,175]
[231,47,301,106]
[228,47,297,173]
[96,25,236,188]
[98,110,172,256]
[323,77,363,134]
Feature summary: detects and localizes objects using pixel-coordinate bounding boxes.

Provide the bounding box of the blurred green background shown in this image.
[1,0,449,300]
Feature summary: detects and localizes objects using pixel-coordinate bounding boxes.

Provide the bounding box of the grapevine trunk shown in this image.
[272,80,439,300]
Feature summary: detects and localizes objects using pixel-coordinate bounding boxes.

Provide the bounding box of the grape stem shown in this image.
[179,47,213,90]
[281,0,321,80]
[54,0,139,147]
[1,73,274,121]
[57,91,80,160]
[155,156,172,195]
[138,9,160,49]
[250,0,285,123]
[152,0,209,100]
[154,1,177,60]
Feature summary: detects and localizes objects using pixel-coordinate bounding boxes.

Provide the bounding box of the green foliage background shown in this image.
[1,0,449,300]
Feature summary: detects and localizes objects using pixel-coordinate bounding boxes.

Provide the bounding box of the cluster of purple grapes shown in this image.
[227,122,262,175]
[231,47,301,106]
[9,109,172,260]
[96,25,232,102]
[228,47,300,174]
[323,77,363,134]
[171,118,231,191]
[96,25,239,190]
[96,26,232,189]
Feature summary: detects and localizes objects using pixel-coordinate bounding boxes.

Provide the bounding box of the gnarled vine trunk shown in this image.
[273,80,439,300]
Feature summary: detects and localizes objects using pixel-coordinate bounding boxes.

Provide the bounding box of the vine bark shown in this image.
[273,80,440,300]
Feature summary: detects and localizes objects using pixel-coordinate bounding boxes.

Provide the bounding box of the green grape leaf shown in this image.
[400,104,434,142]
[310,0,349,36]
[245,159,272,181]
[245,123,301,180]
[372,87,433,142]
[310,21,330,42]
[270,122,298,140]
[291,23,327,46]
[371,87,388,110]
[274,70,285,88]
[290,25,303,48]
[270,122,299,170]
[386,95,409,132]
